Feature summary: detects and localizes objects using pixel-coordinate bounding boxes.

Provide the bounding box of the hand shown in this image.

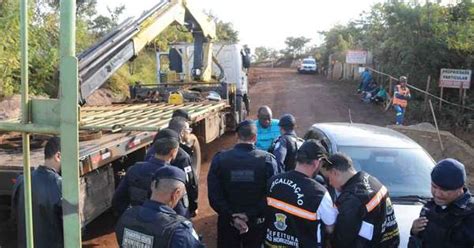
[232,213,248,222]
[232,217,249,234]
[411,217,429,235]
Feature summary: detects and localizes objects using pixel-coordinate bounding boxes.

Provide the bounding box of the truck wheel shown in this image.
[189,134,201,181]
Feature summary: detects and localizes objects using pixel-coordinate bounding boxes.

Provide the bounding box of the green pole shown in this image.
[59,0,81,247]
[20,0,34,247]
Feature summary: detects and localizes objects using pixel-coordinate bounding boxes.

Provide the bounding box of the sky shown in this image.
[96,0,454,50]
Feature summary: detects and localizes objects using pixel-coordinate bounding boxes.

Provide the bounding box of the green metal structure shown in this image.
[0,0,82,247]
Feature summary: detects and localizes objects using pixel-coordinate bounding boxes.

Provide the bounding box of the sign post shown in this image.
[346,50,368,65]
[438,68,472,111]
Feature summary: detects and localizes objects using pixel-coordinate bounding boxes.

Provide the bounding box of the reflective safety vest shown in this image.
[392,85,410,108]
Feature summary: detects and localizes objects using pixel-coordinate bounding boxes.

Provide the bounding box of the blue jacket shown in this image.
[116,200,203,248]
[256,119,280,151]
[13,166,63,248]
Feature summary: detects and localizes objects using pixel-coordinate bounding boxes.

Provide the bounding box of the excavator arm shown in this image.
[78,0,216,104]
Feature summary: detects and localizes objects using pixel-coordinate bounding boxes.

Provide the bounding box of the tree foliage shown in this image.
[281,36,311,59]
[320,0,474,126]
[320,0,473,82]
[254,47,279,62]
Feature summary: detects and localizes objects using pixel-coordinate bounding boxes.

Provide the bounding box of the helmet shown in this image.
[399,76,407,83]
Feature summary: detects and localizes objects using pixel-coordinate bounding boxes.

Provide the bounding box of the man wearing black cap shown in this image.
[145,118,199,217]
[409,158,474,248]
[270,114,304,172]
[208,120,279,248]
[116,166,203,248]
[264,139,338,247]
[112,129,180,216]
[323,153,400,248]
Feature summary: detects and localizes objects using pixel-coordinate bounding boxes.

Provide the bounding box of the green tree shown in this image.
[281,36,311,58]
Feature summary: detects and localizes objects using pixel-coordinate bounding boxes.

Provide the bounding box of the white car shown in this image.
[305,123,434,247]
[298,58,318,74]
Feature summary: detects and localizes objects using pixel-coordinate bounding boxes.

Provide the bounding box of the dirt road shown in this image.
[81,68,394,247]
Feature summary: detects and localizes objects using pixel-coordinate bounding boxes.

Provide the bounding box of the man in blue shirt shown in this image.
[255,106,280,151]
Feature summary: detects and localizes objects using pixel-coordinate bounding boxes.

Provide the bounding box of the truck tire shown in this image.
[189,134,201,181]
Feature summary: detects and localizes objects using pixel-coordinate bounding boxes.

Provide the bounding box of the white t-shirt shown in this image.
[317,191,338,225]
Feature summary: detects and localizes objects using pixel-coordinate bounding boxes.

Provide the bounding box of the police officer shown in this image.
[170,109,194,156]
[271,114,303,172]
[13,137,63,248]
[112,129,180,216]
[409,158,474,248]
[322,153,400,247]
[265,139,338,247]
[255,105,280,151]
[208,120,279,248]
[145,117,199,217]
[116,166,203,248]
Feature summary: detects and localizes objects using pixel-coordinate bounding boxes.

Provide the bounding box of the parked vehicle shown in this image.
[305,122,435,247]
[297,57,318,74]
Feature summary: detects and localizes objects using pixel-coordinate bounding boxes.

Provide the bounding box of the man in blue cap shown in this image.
[112,129,181,216]
[208,120,279,248]
[116,166,203,248]
[270,114,304,172]
[409,158,474,248]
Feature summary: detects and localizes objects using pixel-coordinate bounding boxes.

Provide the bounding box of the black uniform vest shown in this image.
[116,206,187,248]
[217,147,269,216]
[270,134,303,172]
[265,171,326,247]
[419,195,474,248]
[127,162,155,206]
[340,171,400,247]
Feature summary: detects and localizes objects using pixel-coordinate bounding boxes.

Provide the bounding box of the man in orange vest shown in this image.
[392,76,411,125]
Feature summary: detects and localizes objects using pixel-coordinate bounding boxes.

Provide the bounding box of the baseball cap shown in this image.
[279,114,296,128]
[297,139,330,162]
[431,158,466,190]
[172,109,190,121]
[152,166,187,184]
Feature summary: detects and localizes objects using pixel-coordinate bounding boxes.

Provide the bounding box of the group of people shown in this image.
[358,68,411,125]
[10,105,474,248]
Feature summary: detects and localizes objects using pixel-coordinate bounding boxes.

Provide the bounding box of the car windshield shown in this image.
[303,60,315,64]
[337,146,434,198]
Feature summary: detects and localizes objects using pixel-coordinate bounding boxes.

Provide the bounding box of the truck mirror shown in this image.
[242,54,250,69]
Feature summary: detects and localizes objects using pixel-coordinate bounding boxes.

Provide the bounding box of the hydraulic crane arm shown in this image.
[78,0,216,104]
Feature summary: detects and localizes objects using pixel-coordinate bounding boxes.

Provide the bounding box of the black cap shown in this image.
[155,128,179,141]
[278,114,296,128]
[297,139,329,162]
[236,119,256,132]
[172,109,190,121]
[152,166,187,184]
[431,158,466,190]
